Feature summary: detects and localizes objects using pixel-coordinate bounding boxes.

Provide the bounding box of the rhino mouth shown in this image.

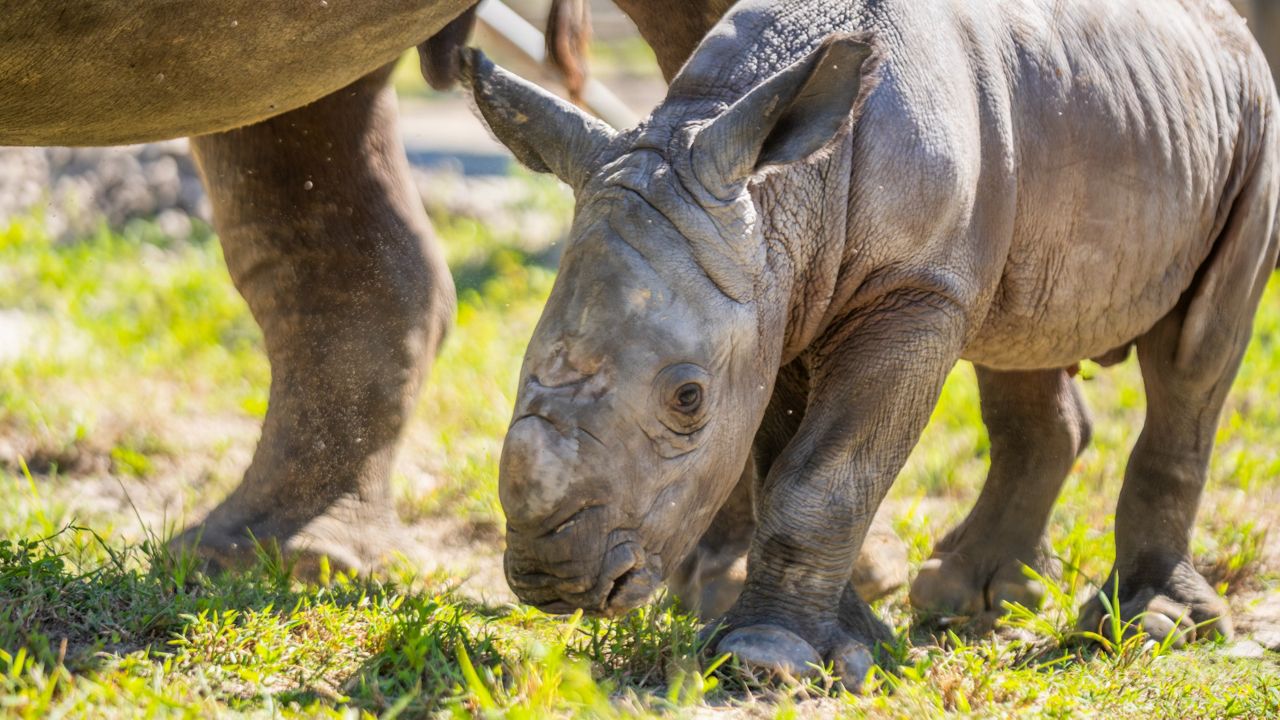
[505,529,660,616]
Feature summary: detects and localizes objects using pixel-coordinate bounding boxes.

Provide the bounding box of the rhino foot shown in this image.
[168,492,399,581]
[1077,559,1232,647]
[909,542,1056,632]
[708,584,891,693]
[716,623,878,692]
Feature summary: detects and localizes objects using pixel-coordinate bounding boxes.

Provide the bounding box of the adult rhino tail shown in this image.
[419,3,480,91]
[546,0,592,104]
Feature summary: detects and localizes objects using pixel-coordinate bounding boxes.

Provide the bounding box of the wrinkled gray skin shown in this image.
[470,0,1280,682]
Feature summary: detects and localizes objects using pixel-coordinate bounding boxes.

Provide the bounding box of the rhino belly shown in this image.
[0,0,471,145]
[962,212,1219,371]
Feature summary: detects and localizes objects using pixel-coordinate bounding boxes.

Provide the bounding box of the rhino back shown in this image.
[675,0,1273,369]
[957,0,1272,367]
[0,0,472,145]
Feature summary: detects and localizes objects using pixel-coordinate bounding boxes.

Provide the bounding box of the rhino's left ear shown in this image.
[461,48,616,192]
[691,34,878,195]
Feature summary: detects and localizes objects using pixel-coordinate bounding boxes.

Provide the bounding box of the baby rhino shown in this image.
[466,0,1280,681]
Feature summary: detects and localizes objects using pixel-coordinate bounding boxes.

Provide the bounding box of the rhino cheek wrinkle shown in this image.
[468,0,1280,683]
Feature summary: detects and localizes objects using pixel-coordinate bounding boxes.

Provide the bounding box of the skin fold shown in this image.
[469,0,1280,684]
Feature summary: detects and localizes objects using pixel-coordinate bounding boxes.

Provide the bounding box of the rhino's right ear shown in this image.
[690,34,878,196]
[461,49,616,191]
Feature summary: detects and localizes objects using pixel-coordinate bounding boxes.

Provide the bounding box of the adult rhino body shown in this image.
[0,1,474,145]
[2,0,904,585]
[470,0,1280,681]
[0,0,741,574]
[0,0,483,569]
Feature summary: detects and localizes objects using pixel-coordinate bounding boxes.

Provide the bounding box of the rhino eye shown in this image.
[674,383,703,413]
[653,363,712,434]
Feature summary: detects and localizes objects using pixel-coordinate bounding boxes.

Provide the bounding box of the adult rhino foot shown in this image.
[169,493,399,581]
[1077,560,1232,648]
[909,539,1056,632]
[709,585,891,692]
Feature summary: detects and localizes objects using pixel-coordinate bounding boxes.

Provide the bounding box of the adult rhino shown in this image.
[0,0,689,573]
[2,0,910,591]
[468,0,1280,681]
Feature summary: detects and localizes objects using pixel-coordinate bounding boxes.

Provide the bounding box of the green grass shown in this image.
[1,177,1279,717]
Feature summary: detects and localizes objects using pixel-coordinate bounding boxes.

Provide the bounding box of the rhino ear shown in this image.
[691,34,878,195]
[461,48,616,191]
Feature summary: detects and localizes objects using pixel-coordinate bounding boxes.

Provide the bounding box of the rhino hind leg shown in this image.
[1075,303,1247,644]
[1078,123,1280,645]
[910,367,1090,630]
[170,65,454,577]
[1076,310,1252,645]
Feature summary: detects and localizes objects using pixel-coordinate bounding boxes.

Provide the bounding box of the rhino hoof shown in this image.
[830,639,876,693]
[168,499,398,581]
[1077,568,1232,648]
[719,625,823,679]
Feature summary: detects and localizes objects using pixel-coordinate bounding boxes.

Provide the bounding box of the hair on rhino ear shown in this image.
[419,3,480,91]
[546,0,592,104]
[691,33,881,196]
[460,48,617,191]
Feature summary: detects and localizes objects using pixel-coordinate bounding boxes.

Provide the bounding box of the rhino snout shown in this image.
[499,413,592,533]
[504,529,661,616]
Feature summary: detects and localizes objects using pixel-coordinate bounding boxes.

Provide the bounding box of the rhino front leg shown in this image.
[911,366,1091,629]
[172,64,455,575]
[714,294,967,687]
[672,365,909,621]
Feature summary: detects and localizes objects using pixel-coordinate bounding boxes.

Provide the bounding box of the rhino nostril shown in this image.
[551,512,582,536]
[605,567,640,608]
[543,504,603,539]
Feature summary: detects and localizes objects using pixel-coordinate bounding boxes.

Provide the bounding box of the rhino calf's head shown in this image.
[462,34,877,616]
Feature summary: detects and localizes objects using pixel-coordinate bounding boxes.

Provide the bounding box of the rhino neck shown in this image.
[751,135,859,364]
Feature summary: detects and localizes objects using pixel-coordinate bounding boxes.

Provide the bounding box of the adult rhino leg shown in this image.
[670,364,907,621]
[173,65,454,576]
[910,367,1090,629]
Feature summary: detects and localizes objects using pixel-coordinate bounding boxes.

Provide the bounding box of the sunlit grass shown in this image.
[0,182,1278,716]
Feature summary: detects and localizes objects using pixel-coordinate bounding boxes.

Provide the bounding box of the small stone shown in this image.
[1224,639,1266,659]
